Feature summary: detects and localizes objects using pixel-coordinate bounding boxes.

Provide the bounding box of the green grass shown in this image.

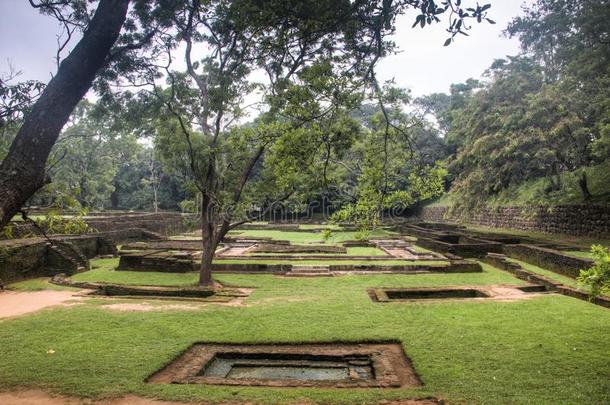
[464,225,610,249]
[0,262,608,404]
[410,245,436,254]
[226,229,396,245]
[73,259,199,287]
[247,247,388,257]
[506,258,582,290]
[564,250,595,260]
[7,278,81,292]
[71,258,451,288]
[215,259,449,266]
[298,224,342,230]
[346,247,388,256]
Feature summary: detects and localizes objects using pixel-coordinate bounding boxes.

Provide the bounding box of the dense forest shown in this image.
[0,0,607,221]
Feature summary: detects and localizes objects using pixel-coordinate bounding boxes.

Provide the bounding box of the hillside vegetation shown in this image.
[430,161,610,208]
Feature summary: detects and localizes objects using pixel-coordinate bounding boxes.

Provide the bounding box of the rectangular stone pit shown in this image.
[148,342,421,388]
[370,287,490,302]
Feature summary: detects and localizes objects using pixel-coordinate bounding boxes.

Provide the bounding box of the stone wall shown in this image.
[86,212,189,235]
[0,234,118,284]
[414,236,503,258]
[502,244,593,279]
[413,205,610,237]
[0,240,48,284]
[3,212,190,240]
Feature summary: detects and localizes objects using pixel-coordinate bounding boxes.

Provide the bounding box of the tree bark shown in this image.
[0,0,130,230]
[578,171,592,201]
[199,237,216,287]
[198,191,216,287]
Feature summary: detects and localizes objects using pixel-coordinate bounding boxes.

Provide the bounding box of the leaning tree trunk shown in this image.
[0,0,130,231]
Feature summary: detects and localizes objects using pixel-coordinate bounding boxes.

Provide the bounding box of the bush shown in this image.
[35,210,93,235]
[578,245,610,298]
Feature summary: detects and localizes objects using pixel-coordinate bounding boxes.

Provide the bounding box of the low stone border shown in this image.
[50,274,249,300]
[482,253,609,309]
[502,244,593,279]
[415,235,503,258]
[116,259,481,275]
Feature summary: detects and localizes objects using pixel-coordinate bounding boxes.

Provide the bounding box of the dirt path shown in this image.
[0,390,440,405]
[0,390,197,405]
[0,290,84,320]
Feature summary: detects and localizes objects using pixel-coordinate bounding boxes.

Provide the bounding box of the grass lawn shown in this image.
[0,261,609,404]
[247,247,389,257]
[298,224,342,230]
[227,229,396,245]
[506,258,583,290]
[215,259,449,266]
[464,225,610,249]
[564,250,595,260]
[7,278,81,291]
[77,259,451,286]
[70,259,495,287]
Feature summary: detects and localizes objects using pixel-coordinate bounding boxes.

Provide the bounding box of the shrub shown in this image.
[578,245,610,298]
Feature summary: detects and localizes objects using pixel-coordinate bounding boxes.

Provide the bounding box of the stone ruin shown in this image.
[0,234,117,284]
[148,342,421,388]
[116,235,483,275]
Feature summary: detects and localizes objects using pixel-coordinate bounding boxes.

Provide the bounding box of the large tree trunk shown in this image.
[199,237,216,287]
[578,171,592,201]
[0,0,130,230]
[199,191,216,288]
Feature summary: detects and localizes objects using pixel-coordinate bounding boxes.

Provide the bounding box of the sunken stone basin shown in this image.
[148,342,421,388]
[369,287,491,302]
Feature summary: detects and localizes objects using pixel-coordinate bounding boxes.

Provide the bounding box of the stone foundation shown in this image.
[481,253,610,309]
[0,235,118,284]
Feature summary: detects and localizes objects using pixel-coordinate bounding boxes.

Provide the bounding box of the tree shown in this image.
[144,0,493,287]
[434,0,610,214]
[0,0,179,229]
[0,0,130,229]
[331,86,447,236]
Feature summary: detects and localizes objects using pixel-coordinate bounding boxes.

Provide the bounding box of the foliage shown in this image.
[34,210,93,235]
[420,0,610,214]
[331,87,447,232]
[578,245,610,298]
[22,101,185,211]
[0,67,45,131]
[321,229,332,241]
[2,224,14,239]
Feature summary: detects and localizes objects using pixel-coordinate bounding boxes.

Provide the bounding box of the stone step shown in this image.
[291,265,330,273]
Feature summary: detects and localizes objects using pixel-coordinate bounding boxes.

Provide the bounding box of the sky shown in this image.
[0,0,530,98]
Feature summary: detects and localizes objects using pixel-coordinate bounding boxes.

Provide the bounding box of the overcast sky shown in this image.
[0,0,530,97]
